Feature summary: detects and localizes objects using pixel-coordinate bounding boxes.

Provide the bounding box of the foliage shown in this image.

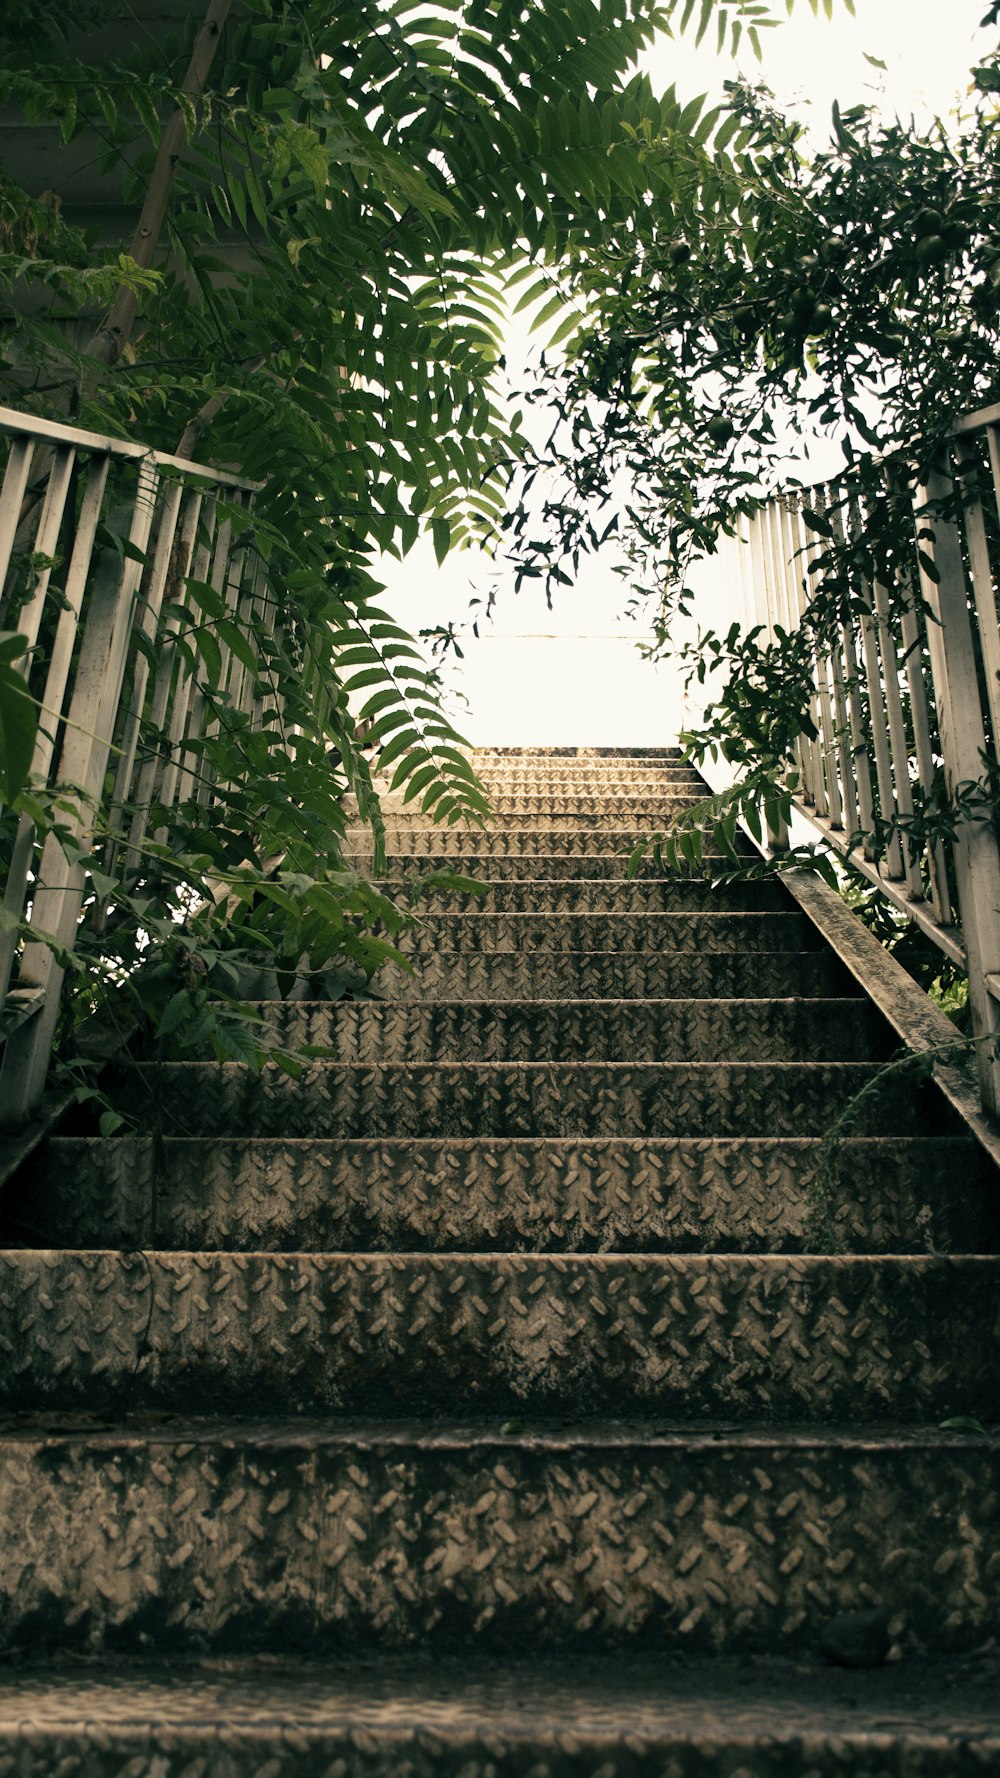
[837,868,971,1031]
[502,24,1000,877]
[0,0,863,1085]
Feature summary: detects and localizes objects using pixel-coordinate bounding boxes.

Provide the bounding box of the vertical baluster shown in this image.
[1,459,161,1123]
[102,481,185,882]
[784,496,826,815]
[0,454,112,1006]
[236,549,265,720]
[828,497,876,858]
[126,489,204,869]
[850,489,905,880]
[899,593,951,924]
[773,498,812,807]
[797,496,842,827]
[870,569,922,897]
[184,506,232,806]
[9,446,76,662]
[219,495,256,726]
[0,438,34,599]
[828,630,857,840]
[954,441,1000,747]
[759,502,790,851]
[881,461,951,919]
[748,509,770,638]
[155,505,217,825]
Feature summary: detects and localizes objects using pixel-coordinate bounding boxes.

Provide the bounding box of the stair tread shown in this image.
[2,1651,997,1744]
[3,1247,993,1418]
[0,1411,994,1445]
[0,1413,993,1657]
[241,996,864,1007]
[6,745,999,1679]
[115,1058,951,1140]
[23,1131,990,1257]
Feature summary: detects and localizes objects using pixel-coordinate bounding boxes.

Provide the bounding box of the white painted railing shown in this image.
[0,406,267,1126]
[731,406,1000,1117]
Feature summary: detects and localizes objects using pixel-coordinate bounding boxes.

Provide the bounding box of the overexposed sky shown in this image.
[643,0,985,138]
[381,0,991,744]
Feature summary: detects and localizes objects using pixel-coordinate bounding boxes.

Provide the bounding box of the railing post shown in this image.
[0,461,160,1124]
[914,460,1000,1116]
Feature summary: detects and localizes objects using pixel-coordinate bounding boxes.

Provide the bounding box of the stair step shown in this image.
[118,1061,952,1140]
[379,951,857,1000]
[471,762,706,776]
[0,1416,994,1656]
[391,879,794,912]
[374,795,710,817]
[2,1250,995,1420]
[8,729,999,1732]
[350,829,756,857]
[398,913,818,954]
[228,999,889,1063]
[350,851,752,878]
[2,1653,995,1777]
[21,1135,991,1255]
[469,746,687,757]
[371,809,711,831]
[473,773,709,791]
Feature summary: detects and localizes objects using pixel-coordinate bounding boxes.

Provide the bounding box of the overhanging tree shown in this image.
[502,20,1000,879]
[0,0,852,1076]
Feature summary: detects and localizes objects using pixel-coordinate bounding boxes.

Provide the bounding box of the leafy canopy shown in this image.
[0,0,852,1077]
[502,25,1000,872]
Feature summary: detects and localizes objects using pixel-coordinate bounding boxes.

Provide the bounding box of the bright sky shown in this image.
[380,0,991,745]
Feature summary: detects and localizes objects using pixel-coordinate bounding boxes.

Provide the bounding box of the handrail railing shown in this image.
[0,406,270,1126]
[724,410,1000,1117]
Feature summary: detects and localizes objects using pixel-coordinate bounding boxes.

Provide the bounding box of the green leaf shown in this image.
[192,626,222,685]
[0,661,37,805]
[431,516,451,565]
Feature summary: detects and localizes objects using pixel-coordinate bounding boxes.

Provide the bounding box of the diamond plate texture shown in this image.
[369,795,708,819]
[392,880,794,913]
[123,1060,942,1140]
[467,746,686,757]
[349,829,754,858]
[21,1134,993,1255]
[475,765,706,782]
[379,950,853,1000]
[0,1422,996,1656]
[397,913,816,956]
[0,1656,997,1778]
[223,999,885,1063]
[349,852,750,879]
[2,739,998,1742]
[0,1249,996,1419]
[366,810,712,832]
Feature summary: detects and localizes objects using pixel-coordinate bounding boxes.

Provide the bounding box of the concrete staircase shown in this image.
[0,746,998,1771]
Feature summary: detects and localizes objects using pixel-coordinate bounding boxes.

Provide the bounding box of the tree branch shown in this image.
[86,0,233,368]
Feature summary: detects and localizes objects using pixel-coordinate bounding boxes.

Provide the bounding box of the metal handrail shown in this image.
[0,407,271,1125]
